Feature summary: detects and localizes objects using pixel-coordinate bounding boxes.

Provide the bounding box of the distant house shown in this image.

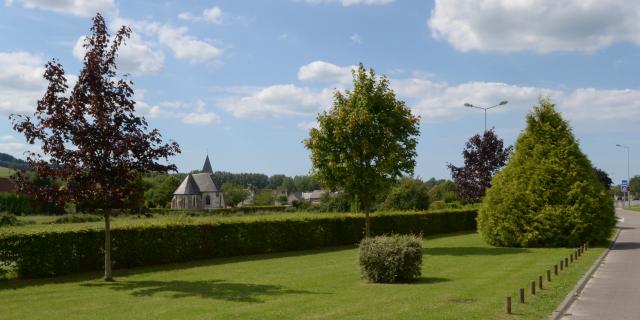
[302,190,327,205]
[171,155,225,210]
[0,177,16,193]
[287,192,303,204]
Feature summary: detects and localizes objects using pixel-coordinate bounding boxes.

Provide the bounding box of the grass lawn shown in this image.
[0,232,604,320]
[0,166,14,178]
[627,205,640,212]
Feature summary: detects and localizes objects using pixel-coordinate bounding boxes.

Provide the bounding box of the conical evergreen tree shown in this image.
[478,98,615,247]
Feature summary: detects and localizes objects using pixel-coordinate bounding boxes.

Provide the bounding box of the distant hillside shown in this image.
[0,153,29,171]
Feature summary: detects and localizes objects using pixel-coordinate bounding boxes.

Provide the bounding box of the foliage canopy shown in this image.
[478,99,615,247]
[448,129,512,203]
[305,64,420,236]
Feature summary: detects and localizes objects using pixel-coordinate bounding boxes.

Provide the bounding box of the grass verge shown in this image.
[0,232,604,320]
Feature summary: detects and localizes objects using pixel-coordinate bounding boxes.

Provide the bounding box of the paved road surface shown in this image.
[562,208,640,320]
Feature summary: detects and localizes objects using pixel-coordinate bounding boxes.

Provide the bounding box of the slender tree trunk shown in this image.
[104,210,113,281]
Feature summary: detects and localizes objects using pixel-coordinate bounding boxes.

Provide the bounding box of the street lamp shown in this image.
[464,100,508,132]
[616,144,630,208]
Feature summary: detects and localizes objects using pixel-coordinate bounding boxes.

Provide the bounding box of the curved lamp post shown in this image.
[464,100,508,132]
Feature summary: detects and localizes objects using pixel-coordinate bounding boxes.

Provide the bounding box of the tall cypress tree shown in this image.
[478,98,615,247]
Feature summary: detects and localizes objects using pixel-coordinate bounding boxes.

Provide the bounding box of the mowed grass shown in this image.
[0,232,604,320]
[628,205,640,212]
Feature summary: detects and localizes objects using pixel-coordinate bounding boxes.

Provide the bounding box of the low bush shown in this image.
[359,234,422,283]
[0,213,19,227]
[52,214,102,224]
[0,209,476,278]
[148,205,287,216]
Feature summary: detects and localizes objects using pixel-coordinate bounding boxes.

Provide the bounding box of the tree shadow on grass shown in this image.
[415,277,450,285]
[423,247,530,256]
[0,245,356,291]
[81,279,327,303]
[612,242,640,250]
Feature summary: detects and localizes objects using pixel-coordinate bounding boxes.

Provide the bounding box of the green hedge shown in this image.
[0,209,476,278]
[148,205,287,215]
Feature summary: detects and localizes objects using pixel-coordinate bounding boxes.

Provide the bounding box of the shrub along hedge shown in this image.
[0,209,476,278]
[147,205,287,216]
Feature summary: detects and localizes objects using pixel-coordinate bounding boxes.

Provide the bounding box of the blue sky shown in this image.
[0,0,638,184]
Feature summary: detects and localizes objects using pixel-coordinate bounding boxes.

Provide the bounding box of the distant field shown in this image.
[0,166,14,178]
[3,210,470,234]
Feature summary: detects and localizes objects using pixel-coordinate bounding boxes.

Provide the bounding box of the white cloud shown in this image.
[73,34,164,75]
[157,25,221,64]
[350,33,363,44]
[178,6,223,24]
[137,98,221,126]
[6,0,116,17]
[0,135,39,159]
[218,84,333,118]
[297,121,318,130]
[298,60,354,84]
[182,112,221,125]
[562,88,640,121]
[428,0,640,53]
[0,51,47,115]
[104,18,222,65]
[304,0,395,6]
[395,79,559,122]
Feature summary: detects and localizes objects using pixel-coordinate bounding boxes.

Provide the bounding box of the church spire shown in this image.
[202,155,213,173]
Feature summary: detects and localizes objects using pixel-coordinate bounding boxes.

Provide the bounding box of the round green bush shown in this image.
[0,213,19,227]
[478,99,616,247]
[359,234,422,283]
[53,214,102,224]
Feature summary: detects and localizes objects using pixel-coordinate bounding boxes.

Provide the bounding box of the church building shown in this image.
[171,155,225,210]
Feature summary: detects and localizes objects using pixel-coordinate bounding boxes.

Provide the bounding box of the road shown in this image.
[562,208,640,319]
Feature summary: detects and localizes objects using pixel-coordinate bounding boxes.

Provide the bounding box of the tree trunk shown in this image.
[104,210,113,281]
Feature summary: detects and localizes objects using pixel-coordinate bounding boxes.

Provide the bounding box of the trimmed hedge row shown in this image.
[147,205,287,216]
[0,209,476,278]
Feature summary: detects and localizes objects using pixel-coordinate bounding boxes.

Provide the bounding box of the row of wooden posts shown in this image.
[505,242,589,314]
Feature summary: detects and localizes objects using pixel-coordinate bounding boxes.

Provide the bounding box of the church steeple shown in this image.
[202,155,213,173]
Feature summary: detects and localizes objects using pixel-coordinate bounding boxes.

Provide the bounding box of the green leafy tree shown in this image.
[221,183,250,207]
[253,191,275,206]
[381,177,430,211]
[629,175,640,199]
[427,180,462,203]
[305,64,420,237]
[9,14,180,280]
[478,98,615,247]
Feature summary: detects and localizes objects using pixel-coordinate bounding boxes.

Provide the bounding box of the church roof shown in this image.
[173,174,200,195]
[202,155,213,173]
[173,156,220,195]
[192,173,218,192]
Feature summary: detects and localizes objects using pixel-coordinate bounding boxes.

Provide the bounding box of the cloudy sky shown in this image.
[0,0,638,183]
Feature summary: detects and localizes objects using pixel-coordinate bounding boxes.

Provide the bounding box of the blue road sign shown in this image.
[622,180,628,192]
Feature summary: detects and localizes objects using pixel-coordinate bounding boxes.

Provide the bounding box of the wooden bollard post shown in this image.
[519,288,525,303]
[554,264,559,275]
[538,275,543,289]
[506,296,512,314]
[570,254,573,263]
[531,280,536,295]
[547,269,551,282]
[565,257,569,266]
[560,260,564,271]
[575,250,579,259]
